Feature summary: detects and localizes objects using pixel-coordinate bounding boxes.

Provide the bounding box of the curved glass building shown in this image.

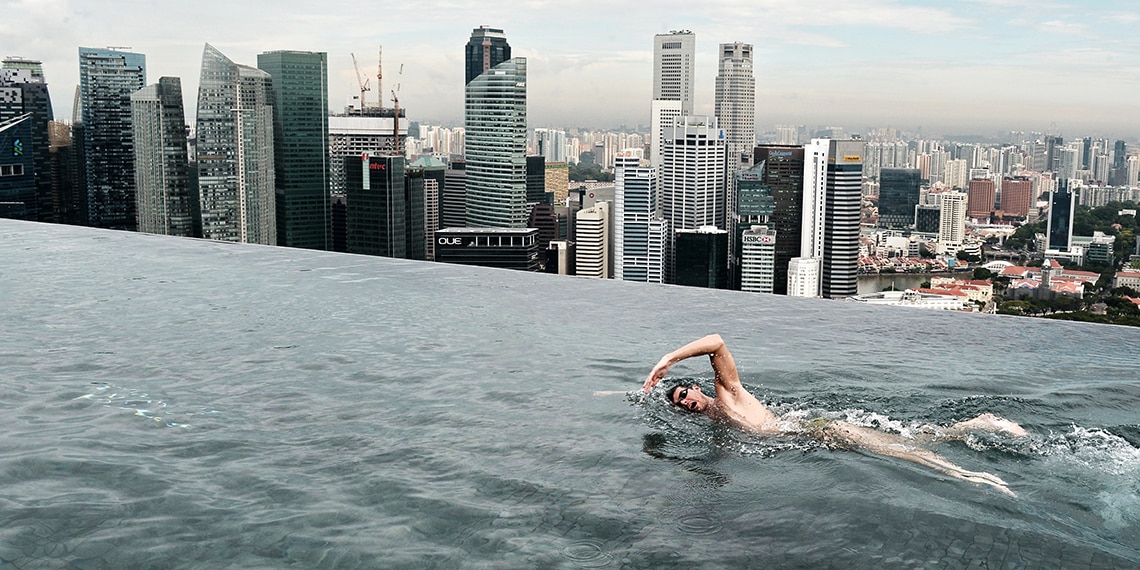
[463,57,527,228]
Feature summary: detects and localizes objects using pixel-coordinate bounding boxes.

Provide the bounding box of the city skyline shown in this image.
[5,0,1140,138]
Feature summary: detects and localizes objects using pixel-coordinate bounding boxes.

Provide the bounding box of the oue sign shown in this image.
[437,236,465,246]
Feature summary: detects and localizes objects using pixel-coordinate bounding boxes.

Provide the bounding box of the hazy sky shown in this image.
[5,0,1140,139]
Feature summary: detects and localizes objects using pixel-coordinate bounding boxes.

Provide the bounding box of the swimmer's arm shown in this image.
[642,334,740,393]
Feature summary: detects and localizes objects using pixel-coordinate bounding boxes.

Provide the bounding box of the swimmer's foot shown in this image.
[955,468,1016,497]
[952,413,1029,438]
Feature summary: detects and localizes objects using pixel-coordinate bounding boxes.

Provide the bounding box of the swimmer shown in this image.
[642,334,1027,495]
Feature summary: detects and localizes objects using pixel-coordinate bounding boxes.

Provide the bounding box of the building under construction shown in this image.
[328,50,407,198]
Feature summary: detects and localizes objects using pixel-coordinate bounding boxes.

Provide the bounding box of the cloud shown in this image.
[1037,20,1088,35]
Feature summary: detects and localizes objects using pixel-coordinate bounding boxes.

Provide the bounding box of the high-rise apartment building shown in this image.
[1,58,53,222]
[464,28,527,228]
[661,116,727,282]
[966,177,995,220]
[78,47,146,230]
[938,191,967,253]
[802,139,864,299]
[195,44,276,244]
[130,77,194,237]
[714,42,754,166]
[653,30,695,115]
[1000,176,1032,218]
[257,50,329,250]
[944,159,967,189]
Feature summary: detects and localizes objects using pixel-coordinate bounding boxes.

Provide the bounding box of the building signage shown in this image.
[843,155,862,162]
[437,235,476,247]
[742,234,774,245]
[769,150,793,157]
[740,172,760,181]
[361,153,370,190]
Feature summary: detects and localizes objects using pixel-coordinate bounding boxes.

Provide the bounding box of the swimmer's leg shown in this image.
[946,413,1028,438]
[823,421,1015,497]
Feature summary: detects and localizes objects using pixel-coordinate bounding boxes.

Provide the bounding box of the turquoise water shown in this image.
[2,219,1138,568]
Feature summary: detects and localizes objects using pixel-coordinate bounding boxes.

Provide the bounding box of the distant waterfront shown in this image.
[857,272,964,294]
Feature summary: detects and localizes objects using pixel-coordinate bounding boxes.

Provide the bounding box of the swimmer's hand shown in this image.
[642,356,673,393]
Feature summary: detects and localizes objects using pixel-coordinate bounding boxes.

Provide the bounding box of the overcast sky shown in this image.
[5,0,1140,139]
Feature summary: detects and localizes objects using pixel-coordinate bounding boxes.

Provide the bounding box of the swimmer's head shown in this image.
[668,383,708,413]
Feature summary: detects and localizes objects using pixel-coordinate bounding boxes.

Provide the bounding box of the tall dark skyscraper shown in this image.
[1047,178,1075,252]
[78,47,146,230]
[0,114,35,219]
[465,27,511,86]
[1,58,53,222]
[752,145,805,295]
[257,50,330,250]
[344,154,406,258]
[878,168,920,229]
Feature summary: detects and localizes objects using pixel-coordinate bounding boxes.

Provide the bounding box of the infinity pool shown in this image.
[2,220,1137,568]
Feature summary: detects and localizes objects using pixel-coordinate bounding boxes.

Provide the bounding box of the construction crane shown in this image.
[391,61,404,155]
[376,47,382,108]
[351,53,370,111]
[391,89,400,155]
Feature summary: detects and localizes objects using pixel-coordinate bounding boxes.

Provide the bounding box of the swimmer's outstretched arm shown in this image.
[642,334,740,393]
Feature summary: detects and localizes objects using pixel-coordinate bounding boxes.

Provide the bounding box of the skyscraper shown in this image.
[614,149,667,283]
[966,177,995,220]
[195,44,276,244]
[714,42,755,166]
[257,50,330,250]
[751,145,806,295]
[465,27,511,86]
[803,139,864,299]
[674,227,729,289]
[575,201,610,278]
[78,47,146,230]
[130,77,194,236]
[344,154,406,257]
[938,191,967,253]
[740,225,777,294]
[662,116,727,283]
[1000,176,1032,218]
[0,114,35,219]
[653,30,695,115]
[649,99,683,170]
[1,58,53,222]
[464,30,527,228]
[877,168,920,228]
[1047,179,1076,252]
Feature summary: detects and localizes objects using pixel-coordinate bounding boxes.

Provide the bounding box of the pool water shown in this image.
[2,220,1138,568]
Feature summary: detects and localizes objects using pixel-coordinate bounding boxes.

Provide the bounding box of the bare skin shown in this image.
[642,334,1025,496]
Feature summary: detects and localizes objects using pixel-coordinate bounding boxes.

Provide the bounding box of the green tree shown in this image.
[973,267,992,280]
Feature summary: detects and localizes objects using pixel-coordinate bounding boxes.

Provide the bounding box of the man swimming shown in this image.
[642,334,1027,495]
